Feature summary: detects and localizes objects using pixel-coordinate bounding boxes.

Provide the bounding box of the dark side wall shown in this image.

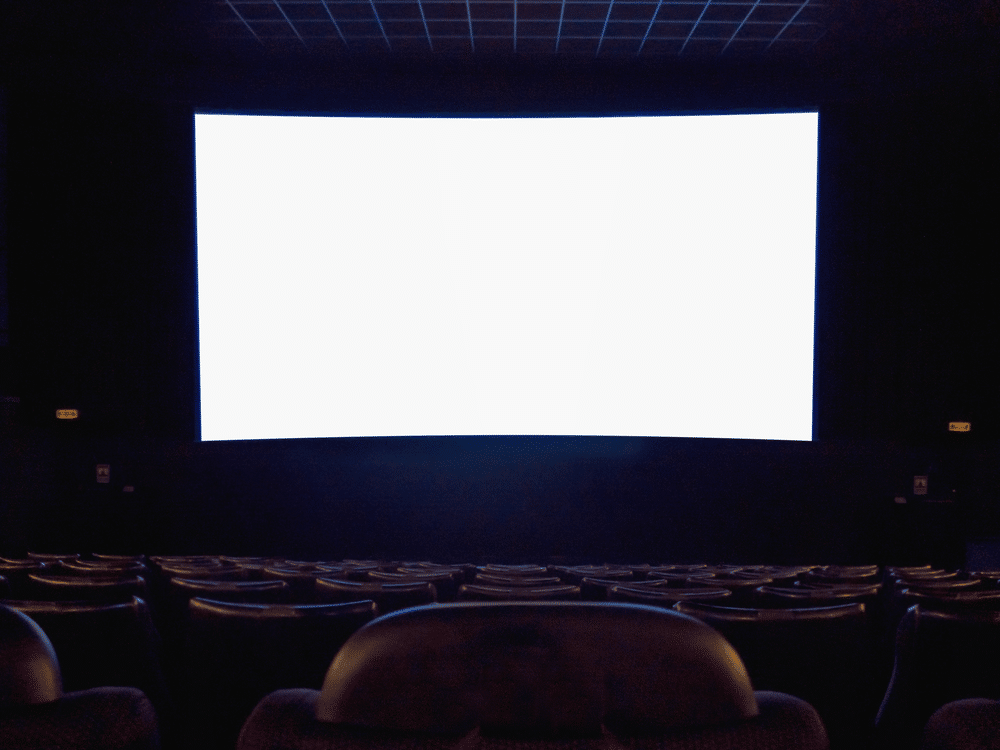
[2,47,998,567]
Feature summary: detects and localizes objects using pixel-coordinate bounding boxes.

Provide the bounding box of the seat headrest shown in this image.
[317,601,757,736]
[0,604,63,705]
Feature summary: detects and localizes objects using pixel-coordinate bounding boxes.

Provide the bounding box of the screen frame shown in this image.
[193,108,820,444]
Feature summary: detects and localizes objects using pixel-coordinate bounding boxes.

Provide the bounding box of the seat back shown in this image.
[579,576,643,601]
[57,559,149,576]
[25,572,149,602]
[182,597,379,750]
[314,578,436,612]
[26,552,81,563]
[877,605,1000,749]
[756,583,881,608]
[238,602,829,750]
[609,584,732,606]
[553,565,634,586]
[187,597,379,690]
[5,596,174,741]
[318,601,758,736]
[262,566,337,602]
[477,564,550,577]
[0,604,63,705]
[368,570,462,601]
[921,698,1000,750]
[162,577,292,662]
[0,559,48,598]
[0,604,161,750]
[676,601,875,747]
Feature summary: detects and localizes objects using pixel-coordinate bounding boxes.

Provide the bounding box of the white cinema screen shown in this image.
[195,112,818,442]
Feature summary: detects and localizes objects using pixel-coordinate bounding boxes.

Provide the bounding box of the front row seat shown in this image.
[238,601,829,750]
[0,604,160,750]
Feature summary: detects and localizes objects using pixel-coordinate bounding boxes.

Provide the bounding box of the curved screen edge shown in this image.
[195,112,817,442]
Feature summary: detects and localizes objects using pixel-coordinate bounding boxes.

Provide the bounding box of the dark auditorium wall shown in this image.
[2,43,999,566]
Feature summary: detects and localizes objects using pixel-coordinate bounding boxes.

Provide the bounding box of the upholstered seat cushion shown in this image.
[0,686,160,750]
[239,689,826,750]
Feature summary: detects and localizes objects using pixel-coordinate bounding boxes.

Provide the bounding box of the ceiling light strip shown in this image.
[766,0,810,48]
[416,0,434,50]
[595,0,616,55]
[368,0,393,49]
[680,0,713,54]
[224,0,263,43]
[271,0,308,46]
[636,0,665,55]
[513,0,518,52]
[554,0,568,51]
[721,0,762,53]
[465,0,476,51]
[318,0,350,47]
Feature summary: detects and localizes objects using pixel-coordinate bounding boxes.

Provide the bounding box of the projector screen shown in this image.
[195,112,818,442]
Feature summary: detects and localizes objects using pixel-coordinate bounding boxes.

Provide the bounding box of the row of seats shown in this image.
[5,597,997,750]
[3,599,829,750]
[4,555,1000,750]
[5,556,998,598]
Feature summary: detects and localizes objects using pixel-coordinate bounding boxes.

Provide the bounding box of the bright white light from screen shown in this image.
[196,113,817,441]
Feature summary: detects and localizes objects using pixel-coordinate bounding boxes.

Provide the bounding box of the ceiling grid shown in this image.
[209,0,829,57]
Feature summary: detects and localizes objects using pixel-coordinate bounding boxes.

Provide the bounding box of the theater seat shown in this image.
[162,577,292,658]
[0,604,62,705]
[876,605,1000,750]
[4,597,174,745]
[237,601,829,750]
[0,604,160,750]
[0,559,48,598]
[608,584,732,606]
[24,572,149,602]
[314,578,436,612]
[179,598,378,750]
[368,570,462,602]
[675,600,876,748]
[921,698,1000,750]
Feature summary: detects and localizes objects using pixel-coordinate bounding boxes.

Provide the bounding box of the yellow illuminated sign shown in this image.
[55,409,79,420]
[948,421,971,432]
